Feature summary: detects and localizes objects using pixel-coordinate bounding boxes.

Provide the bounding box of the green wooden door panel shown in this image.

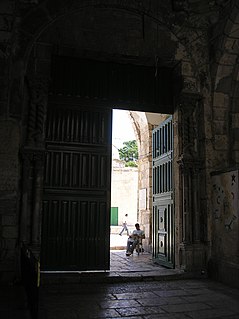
[41,103,112,271]
[110,207,118,226]
[152,116,174,268]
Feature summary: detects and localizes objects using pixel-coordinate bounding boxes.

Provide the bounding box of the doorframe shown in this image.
[173,93,207,272]
[20,53,207,274]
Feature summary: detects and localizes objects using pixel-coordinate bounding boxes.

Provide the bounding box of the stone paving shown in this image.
[0,284,31,319]
[2,247,239,319]
[2,237,239,319]
[38,249,239,319]
[110,250,175,271]
[38,278,239,319]
[41,249,186,286]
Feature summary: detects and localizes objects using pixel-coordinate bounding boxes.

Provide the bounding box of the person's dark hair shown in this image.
[135,223,139,227]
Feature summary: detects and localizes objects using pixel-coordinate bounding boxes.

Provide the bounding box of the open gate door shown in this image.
[41,101,112,271]
[152,116,174,268]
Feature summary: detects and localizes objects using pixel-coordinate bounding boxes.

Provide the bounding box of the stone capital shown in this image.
[177,155,202,172]
[177,91,202,113]
[21,146,45,163]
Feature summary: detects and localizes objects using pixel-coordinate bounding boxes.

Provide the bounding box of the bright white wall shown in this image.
[111,165,138,226]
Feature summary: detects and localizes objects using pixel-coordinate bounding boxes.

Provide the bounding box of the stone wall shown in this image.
[111,165,138,228]
[0,0,239,284]
[0,119,20,281]
[210,170,239,287]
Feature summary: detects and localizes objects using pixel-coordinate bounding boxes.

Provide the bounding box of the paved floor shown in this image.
[41,247,186,286]
[2,237,239,319]
[0,284,31,319]
[38,250,239,319]
[38,278,239,319]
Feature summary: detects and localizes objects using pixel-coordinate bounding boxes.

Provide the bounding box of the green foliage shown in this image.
[125,161,138,167]
[118,140,138,166]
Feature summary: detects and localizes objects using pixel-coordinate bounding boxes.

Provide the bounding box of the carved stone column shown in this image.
[27,76,48,147]
[180,162,192,244]
[20,152,31,243]
[20,75,48,248]
[192,166,201,243]
[176,92,206,272]
[31,150,45,245]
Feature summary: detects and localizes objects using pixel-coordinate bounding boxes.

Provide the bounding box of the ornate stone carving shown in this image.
[20,146,45,244]
[182,78,198,93]
[27,76,48,147]
[21,146,45,163]
[176,92,203,251]
[172,0,189,13]
[178,92,202,161]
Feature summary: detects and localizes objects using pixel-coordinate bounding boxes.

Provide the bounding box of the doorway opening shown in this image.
[110,109,138,251]
[110,108,173,272]
[39,55,176,273]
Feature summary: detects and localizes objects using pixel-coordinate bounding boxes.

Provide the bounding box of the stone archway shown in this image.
[211,5,239,169]
[208,3,239,285]
[14,1,207,274]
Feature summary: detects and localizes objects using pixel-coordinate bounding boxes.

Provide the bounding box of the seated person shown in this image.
[126,223,145,256]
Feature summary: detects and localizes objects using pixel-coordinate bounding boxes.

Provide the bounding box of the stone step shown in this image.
[39,269,206,286]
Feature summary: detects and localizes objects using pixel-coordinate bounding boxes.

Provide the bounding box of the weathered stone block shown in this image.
[214,121,226,135]
[0,1,14,14]
[0,30,10,41]
[35,43,52,59]
[0,198,16,215]
[230,4,239,21]
[234,151,239,162]
[0,102,6,116]
[219,53,237,66]
[213,107,228,121]
[0,256,15,270]
[231,113,239,128]
[211,20,225,42]
[224,18,236,36]
[0,14,13,31]
[231,96,239,110]
[45,0,70,18]
[224,37,239,54]
[233,141,239,151]
[0,257,15,282]
[233,128,239,142]
[214,135,228,151]
[5,238,17,250]
[21,6,51,35]
[215,65,233,88]
[204,121,213,139]
[228,22,239,38]
[0,120,20,191]
[2,214,17,226]
[35,60,51,77]
[2,226,18,239]
[182,61,193,77]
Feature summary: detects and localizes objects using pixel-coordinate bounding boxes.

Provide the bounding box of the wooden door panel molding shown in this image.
[46,103,111,146]
[42,197,109,270]
[44,150,108,190]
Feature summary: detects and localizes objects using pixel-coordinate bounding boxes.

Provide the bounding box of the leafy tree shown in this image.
[118,140,138,167]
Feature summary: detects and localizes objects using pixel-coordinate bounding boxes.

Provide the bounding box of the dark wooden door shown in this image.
[41,102,112,271]
[152,116,174,268]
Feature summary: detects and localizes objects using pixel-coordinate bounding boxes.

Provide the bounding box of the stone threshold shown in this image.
[40,269,207,285]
